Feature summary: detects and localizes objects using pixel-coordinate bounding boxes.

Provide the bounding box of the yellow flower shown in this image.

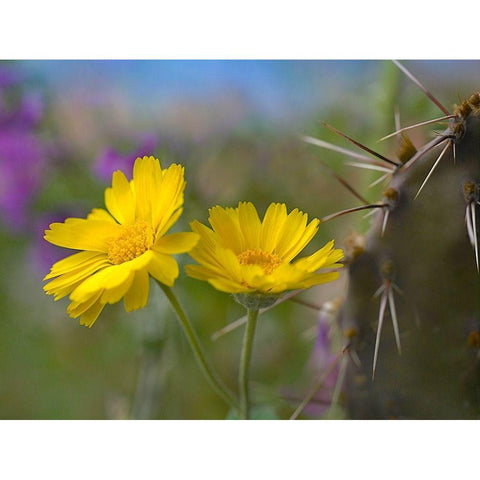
[185,202,343,296]
[43,156,199,327]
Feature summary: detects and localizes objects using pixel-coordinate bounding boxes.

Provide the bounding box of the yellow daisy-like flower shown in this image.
[43,156,199,327]
[185,202,343,301]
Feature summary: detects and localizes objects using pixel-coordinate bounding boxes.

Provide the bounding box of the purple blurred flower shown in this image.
[302,300,343,417]
[0,65,47,232]
[0,129,46,231]
[94,133,158,181]
[12,92,44,127]
[0,89,44,129]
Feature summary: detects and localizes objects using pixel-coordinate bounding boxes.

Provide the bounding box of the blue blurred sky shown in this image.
[19,60,376,123]
[16,60,480,127]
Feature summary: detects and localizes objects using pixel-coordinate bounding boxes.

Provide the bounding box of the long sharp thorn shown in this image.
[315,157,370,205]
[289,297,323,311]
[472,203,479,273]
[347,162,393,173]
[388,287,402,355]
[349,350,362,368]
[302,136,376,164]
[369,173,391,189]
[381,208,390,237]
[321,122,401,167]
[453,142,456,164]
[373,284,385,298]
[392,60,450,116]
[330,355,348,408]
[394,105,401,133]
[362,208,378,219]
[404,135,450,171]
[466,204,474,246]
[321,204,388,223]
[392,283,405,296]
[414,141,451,199]
[373,290,388,380]
[378,115,455,142]
[303,136,390,169]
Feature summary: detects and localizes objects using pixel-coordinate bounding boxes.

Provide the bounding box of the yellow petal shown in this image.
[275,209,308,259]
[291,271,340,289]
[44,219,121,252]
[281,218,320,262]
[260,203,287,253]
[124,270,150,312]
[44,257,110,296]
[208,206,244,253]
[67,291,103,318]
[238,202,262,249]
[184,264,220,281]
[154,232,199,254]
[100,270,135,304]
[147,251,179,286]
[79,300,106,328]
[215,247,243,283]
[189,220,223,264]
[157,207,183,238]
[208,277,245,293]
[238,263,268,288]
[44,251,106,280]
[70,262,133,303]
[253,263,305,292]
[186,248,226,277]
[87,208,117,223]
[186,224,231,278]
[131,157,185,234]
[152,164,186,235]
[52,280,85,301]
[105,170,136,225]
[294,241,344,272]
[132,156,161,222]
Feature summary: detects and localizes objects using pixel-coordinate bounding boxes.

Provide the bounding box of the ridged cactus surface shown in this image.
[315,71,480,419]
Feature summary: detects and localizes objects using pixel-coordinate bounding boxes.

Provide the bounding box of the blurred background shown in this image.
[1,59,480,419]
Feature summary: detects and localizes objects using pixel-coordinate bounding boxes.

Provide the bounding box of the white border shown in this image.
[0,420,477,478]
[1,0,474,59]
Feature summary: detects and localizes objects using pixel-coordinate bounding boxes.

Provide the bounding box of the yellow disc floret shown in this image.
[107,221,154,265]
[237,248,282,274]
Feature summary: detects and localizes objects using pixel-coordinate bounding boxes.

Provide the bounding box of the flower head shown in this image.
[43,156,199,327]
[185,202,343,298]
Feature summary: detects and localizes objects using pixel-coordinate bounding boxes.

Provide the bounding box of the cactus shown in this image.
[308,62,480,419]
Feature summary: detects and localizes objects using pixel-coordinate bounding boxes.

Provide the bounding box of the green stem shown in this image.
[238,308,259,420]
[156,281,239,413]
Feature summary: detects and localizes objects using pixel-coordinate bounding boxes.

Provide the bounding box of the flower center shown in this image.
[237,248,282,274]
[107,221,154,265]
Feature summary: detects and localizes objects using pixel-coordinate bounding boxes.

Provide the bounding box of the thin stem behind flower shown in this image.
[157,281,240,413]
[289,349,345,420]
[239,308,259,419]
[211,290,302,341]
